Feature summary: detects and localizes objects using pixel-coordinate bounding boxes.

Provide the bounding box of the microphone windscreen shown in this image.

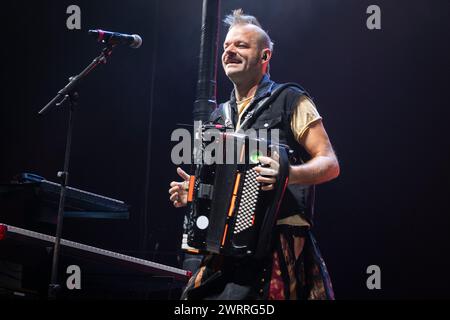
[131,35,142,48]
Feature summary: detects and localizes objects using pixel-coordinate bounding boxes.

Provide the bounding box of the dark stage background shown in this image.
[1,0,449,299]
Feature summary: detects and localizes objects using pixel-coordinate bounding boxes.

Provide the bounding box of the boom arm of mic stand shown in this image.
[38,45,115,116]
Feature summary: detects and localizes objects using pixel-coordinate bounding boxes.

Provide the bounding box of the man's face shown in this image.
[222,24,265,83]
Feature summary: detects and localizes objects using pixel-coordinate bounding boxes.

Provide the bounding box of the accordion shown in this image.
[182,125,290,258]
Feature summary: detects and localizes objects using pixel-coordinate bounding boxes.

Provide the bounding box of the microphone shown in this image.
[88,29,142,48]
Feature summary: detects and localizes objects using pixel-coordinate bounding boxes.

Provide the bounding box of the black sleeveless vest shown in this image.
[207,75,316,225]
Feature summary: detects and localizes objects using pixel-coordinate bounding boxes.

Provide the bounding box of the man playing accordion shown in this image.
[169,9,339,300]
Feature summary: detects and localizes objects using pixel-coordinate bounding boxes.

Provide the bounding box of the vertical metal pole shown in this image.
[48,98,76,299]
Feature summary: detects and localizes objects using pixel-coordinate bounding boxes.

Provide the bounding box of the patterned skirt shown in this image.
[181,225,334,300]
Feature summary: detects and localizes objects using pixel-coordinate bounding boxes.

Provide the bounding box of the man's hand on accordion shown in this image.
[254,151,280,191]
[169,167,190,208]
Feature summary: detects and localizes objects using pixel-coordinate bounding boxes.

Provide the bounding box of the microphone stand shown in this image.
[38,44,115,299]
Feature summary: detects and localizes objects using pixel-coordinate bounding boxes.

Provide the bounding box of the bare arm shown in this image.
[289,120,340,185]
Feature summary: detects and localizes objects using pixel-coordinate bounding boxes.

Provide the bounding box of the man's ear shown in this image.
[262,49,272,62]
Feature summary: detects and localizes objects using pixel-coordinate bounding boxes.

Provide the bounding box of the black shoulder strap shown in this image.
[254,144,291,259]
[217,83,310,131]
[278,82,311,98]
[238,83,310,131]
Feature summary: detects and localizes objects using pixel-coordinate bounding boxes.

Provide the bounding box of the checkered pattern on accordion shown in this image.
[234,168,260,234]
